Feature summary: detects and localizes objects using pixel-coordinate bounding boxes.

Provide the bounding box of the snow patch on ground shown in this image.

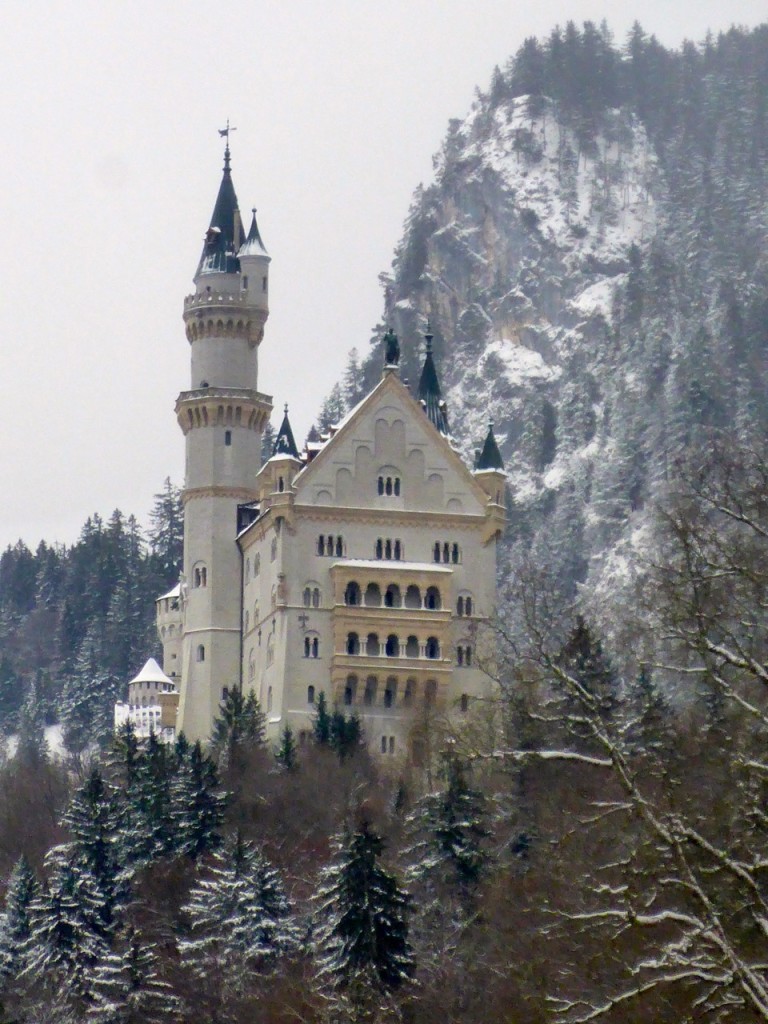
[5,724,65,760]
[481,337,558,386]
[569,275,625,321]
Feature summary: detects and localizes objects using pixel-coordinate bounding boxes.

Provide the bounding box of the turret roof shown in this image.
[129,658,174,687]
[239,209,269,259]
[417,327,449,435]
[196,145,243,277]
[272,405,300,459]
[476,422,504,471]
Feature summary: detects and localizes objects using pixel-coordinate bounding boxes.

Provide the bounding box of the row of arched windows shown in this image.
[342,675,438,708]
[344,582,441,610]
[193,566,207,588]
[375,538,402,560]
[377,476,401,496]
[434,541,461,564]
[456,595,473,617]
[318,535,344,557]
[345,632,441,659]
[303,586,321,608]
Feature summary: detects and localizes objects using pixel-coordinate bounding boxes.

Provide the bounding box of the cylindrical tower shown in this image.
[176,144,272,741]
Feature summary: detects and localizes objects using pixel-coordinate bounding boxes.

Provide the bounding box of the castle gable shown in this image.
[293,375,487,516]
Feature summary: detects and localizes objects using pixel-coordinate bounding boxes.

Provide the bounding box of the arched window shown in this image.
[406,635,419,658]
[425,587,441,610]
[278,476,284,492]
[465,645,472,667]
[378,476,384,495]
[425,679,437,705]
[303,587,312,607]
[345,581,361,606]
[460,693,469,713]
[366,633,379,657]
[344,675,357,706]
[196,644,205,662]
[443,542,450,563]
[335,537,343,557]
[313,587,320,607]
[346,632,360,655]
[385,476,393,496]
[225,430,232,446]
[452,543,460,564]
[384,678,396,708]
[457,596,464,617]
[425,637,440,659]
[394,540,402,560]
[385,634,399,657]
[466,597,473,616]
[385,539,392,559]
[364,583,381,607]
[317,535,325,556]
[193,564,207,588]
[307,685,315,704]
[364,676,377,706]
[312,637,319,658]
[457,645,464,667]
[404,679,416,706]
[304,637,311,658]
[394,478,401,496]
[405,585,421,609]
[384,584,401,608]
[433,542,441,563]
[375,538,383,559]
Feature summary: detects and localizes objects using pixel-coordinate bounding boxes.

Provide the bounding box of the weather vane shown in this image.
[218,120,237,152]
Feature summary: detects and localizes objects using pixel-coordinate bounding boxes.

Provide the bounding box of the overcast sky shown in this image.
[1,0,765,551]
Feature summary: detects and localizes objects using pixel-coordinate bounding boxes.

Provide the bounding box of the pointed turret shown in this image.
[476,422,504,471]
[239,208,269,258]
[273,404,300,459]
[196,144,243,277]
[417,324,449,435]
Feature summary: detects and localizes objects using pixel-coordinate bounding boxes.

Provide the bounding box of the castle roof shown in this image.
[417,328,449,436]
[239,209,269,259]
[129,658,174,687]
[272,405,300,459]
[196,145,243,277]
[476,422,504,471]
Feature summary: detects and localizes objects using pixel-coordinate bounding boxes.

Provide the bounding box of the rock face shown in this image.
[356,28,768,608]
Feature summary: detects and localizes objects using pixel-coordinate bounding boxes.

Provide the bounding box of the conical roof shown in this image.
[129,658,174,687]
[239,208,269,258]
[196,145,243,277]
[272,405,300,459]
[417,327,449,435]
[476,422,504,471]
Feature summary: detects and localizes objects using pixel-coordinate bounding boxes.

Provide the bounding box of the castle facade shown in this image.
[153,145,505,757]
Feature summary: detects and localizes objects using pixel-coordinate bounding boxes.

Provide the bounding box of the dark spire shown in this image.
[417,323,449,435]
[476,421,504,471]
[272,404,300,459]
[196,140,243,277]
[239,208,269,258]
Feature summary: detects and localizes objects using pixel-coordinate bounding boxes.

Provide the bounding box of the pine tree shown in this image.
[87,929,179,1024]
[180,832,298,998]
[405,755,490,892]
[170,741,226,859]
[210,688,266,767]
[24,846,110,1005]
[314,821,415,998]
[63,769,128,927]
[313,691,332,746]
[274,725,298,771]
[147,478,183,587]
[125,731,175,865]
[317,382,347,433]
[14,678,49,767]
[342,348,366,410]
[0,855,38,984]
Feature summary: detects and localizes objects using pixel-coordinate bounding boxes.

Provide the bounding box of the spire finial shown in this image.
[284,402,289,416]
[218,120,237,171]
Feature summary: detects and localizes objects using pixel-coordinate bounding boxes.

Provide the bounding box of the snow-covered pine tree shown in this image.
[405,755,490,893]
[147,478,183,588]
[124,730,175,865]
[180,832,298,998]
[24,846,111,1008]
[87,928,179,1024]
[0,855,38,985]
[210,687,266,767]
[317,382,347,434]
[314,820,415,999]
[62,768,128,927]
[170,741,225,859]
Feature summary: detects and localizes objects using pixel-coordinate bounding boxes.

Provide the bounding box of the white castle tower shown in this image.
[175,141,272,740]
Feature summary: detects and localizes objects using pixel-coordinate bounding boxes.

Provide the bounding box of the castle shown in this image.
[130,142,506,758]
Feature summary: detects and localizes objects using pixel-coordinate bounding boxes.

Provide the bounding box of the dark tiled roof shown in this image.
[476,423,504,471]
[196,146,243,276]
[417,329,449,435]
[272,406,300,459]
[239,209,269,258]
